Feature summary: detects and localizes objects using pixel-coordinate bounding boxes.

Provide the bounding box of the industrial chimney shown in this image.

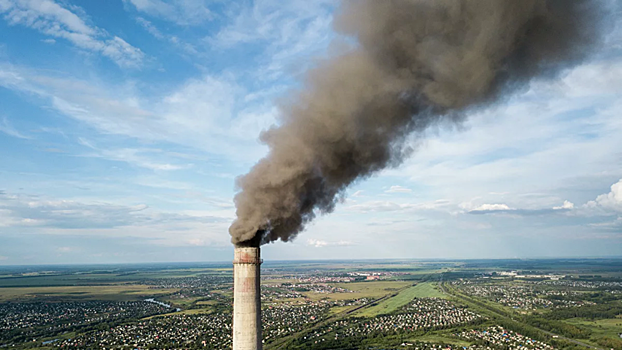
[232,244,262,350]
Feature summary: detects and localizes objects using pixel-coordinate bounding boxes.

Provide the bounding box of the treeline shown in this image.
[289,331,455,350]
[447,287,596,349]
[523,316,591,339]
[597,336,622,350]
[544,304,622,320]
[288,319,485,350]
[544,291,619,304]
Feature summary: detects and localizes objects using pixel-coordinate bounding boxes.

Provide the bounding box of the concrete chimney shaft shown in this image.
[233,246,262,350]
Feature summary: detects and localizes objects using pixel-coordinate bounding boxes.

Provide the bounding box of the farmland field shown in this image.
[355,282,446,317]
[0,259,621,350]
[0,284,177,302]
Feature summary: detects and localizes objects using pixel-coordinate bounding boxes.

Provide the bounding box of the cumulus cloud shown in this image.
[306,239,352,248]
[464,201,577,216]
[385,185,412,194]
[470,203,513,212]
[586,179,622,212]
[0,0,143,68]
[553,200,575,210]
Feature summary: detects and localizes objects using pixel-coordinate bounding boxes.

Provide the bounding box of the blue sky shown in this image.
[0,0,621,265]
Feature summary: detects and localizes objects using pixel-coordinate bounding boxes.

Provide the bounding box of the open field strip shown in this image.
[564,318,622,339]
[261,278,296,285]
[411,334,472,347]
[299,280,410,301]
[409,282,447,298]
[354,282,445,317]
[0,285,177,302]
[268,284,411,350]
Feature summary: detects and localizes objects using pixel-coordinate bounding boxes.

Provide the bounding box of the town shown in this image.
[0,259,621,350]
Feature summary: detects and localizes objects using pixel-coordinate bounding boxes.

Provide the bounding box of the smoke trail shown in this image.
[230,0,608,247]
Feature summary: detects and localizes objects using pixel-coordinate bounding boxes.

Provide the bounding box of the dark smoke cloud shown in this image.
[230,0,609,247]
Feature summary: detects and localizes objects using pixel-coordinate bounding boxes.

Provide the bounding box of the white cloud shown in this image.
[135,16,164,39]
[209,0,334,81]
[385,185,412,193]
[586,179,622,212]
[0,64,272,161]
[0,117,30,139]
[0,190,230,230]
[348,201,410,213]
[306,239,352,248]
[134,16,197,54]
[0,0,143,68]
[347,199,451,213]
[589,217,622,229]
[306,238,327,248]
[470,203,512,212]
[77,138,189,171]
[462,200,578,216]
[351,190,363,197]
[553,200,575,210]
[125,0,213,25]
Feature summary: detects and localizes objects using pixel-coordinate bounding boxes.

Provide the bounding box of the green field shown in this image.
[564,317,622,339]
[1,259,621,350]
[408,282,447,298]
[355,282,445,317]
[0,285,177,302]
[301,281,411,301]
[411,334,473,347]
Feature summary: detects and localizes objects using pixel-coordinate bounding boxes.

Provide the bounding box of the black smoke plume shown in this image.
[230,0,609,247]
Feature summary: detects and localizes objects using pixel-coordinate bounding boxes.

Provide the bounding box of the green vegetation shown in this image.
[1,259,621,350]
[596,336,622,350]
[355,285,413,317]
[411,333,473,347]
[565,318,622,345]
[302,280,411,301]
[355,282,445,317]
[410,282,447,298]
[524,316,592,339]
[0,285,176,302]
[545,303,622,320]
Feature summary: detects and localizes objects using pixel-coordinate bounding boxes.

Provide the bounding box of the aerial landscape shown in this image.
[1,259,622,349]
[1,0,621,349]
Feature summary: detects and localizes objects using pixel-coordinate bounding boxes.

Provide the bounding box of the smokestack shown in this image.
[233,244,262,350]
